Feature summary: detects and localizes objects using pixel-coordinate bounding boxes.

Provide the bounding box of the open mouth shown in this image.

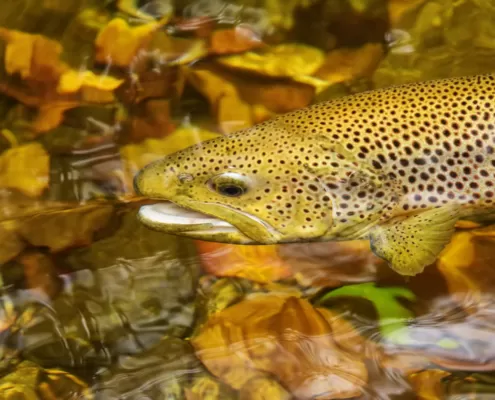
[137,201,280,244]
[137,202,239,234]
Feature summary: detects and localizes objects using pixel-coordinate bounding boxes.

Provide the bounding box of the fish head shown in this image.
[134,121,339,244]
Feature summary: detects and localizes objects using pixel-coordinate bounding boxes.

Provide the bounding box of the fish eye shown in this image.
[207,172,250,197]
[216,184,245,197]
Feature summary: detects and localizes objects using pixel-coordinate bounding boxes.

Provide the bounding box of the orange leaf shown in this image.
[408,370,450,400]
[196,241,292,283]
[209,26,263,55]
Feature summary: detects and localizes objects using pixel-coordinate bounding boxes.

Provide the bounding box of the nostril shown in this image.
[178,173,193,184]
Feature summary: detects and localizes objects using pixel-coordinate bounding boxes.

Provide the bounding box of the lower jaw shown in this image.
[137,202,261,244]
[168,228,259,244]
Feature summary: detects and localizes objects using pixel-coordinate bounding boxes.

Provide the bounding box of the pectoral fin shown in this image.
[369,205,460,276]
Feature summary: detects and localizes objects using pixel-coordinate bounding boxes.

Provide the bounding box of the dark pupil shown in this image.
[218,184,243,197]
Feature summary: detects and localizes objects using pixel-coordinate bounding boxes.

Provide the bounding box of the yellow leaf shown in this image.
[0,143,49,197]
[2,29,34,78]
[186,66,253,133]
[437,231,480,297]
[95,18,161,67]
[216,44,329,92]
[437,225,495,308]
[57,70,124,94]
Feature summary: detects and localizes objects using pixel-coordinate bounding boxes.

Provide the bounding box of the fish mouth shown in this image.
[137,202,272,244]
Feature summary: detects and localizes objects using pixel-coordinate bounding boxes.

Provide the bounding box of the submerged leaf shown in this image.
[192,294,368,399]
[186,66,254,133]
[0,221,24,265]
[95,18,162,67]
[0,27,66,82]
[0,27,124,133]
[0,360,92,400]
[0,143,49,197]
[57,70,124,95]
[186,373,238,400]
[314,43,385,85]
[94,338,197,399]
[196,241,292,283]
[318,283,416,344]
[209,26,264,55]
[437,226,495,304]
[278,241,389,288]
[186,64,315,132]
[216,44,329,92]
[239,377,291,400]
[17,204,113,252]
[408,370,450,400]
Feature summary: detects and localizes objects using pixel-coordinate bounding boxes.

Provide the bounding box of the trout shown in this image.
[134,74,495,276]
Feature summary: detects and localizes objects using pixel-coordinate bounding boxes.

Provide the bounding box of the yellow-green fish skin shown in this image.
[134,74,495,276]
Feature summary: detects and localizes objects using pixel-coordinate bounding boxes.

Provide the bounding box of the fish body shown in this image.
[134,74,495,276]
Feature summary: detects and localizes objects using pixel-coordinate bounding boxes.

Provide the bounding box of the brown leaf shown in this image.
[195,241,292,283]
[124,98,175,141]
[17,204,113,252]
[191,294,368,399]
[0,143,49,197]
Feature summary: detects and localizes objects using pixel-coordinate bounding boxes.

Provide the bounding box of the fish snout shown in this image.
[133,161,178,199]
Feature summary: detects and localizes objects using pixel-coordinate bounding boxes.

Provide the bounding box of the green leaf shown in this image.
[317,282,417,344]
